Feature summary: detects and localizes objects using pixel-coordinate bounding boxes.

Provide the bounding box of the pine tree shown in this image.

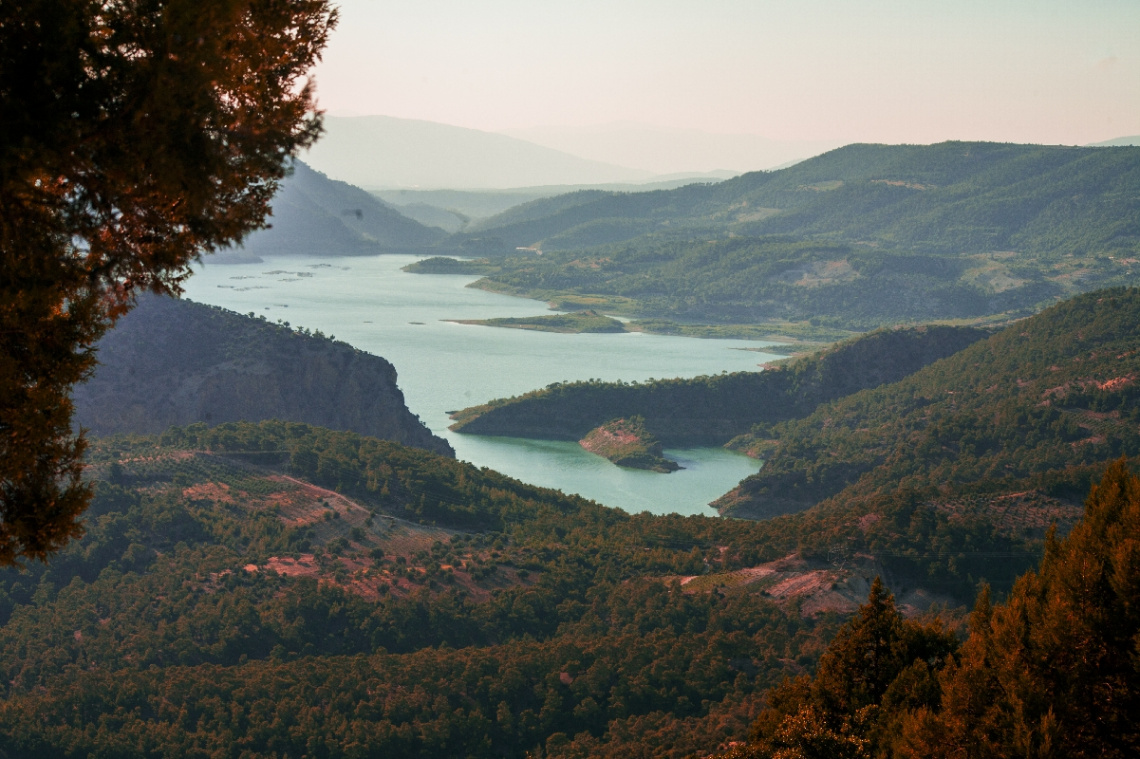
[748,577,957,758]
[0,0,336,564]
[900,459,1140,758]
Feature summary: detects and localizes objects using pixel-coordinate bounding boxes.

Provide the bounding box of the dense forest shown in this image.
[714,460,1140,758]
[405,143,1140,329]
[451,325,988,446]
[718,288,1140,519]
[0,419,1066,757]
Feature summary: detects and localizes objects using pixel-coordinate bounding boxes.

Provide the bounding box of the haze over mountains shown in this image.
[302,115,808,191]
[229,160,445,259]
[501,122,840,175]
[303,115,654,190]
[15,119,1140,757]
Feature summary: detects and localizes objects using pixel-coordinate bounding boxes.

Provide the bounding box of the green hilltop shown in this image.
[717,287,1140,519]
[465,142,1140,256]
[418,142,1140,329]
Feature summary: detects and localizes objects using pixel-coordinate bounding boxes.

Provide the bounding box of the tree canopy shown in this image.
[0,0,336,564]
[720,459,1140,759]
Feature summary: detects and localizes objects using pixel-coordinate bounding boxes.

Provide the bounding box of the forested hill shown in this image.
[430,143,1140,329]
[74,296,453,456]
[716,287,1140,519]
[464,142,1140,254]
[228,160,446,258]
[0,421,1066,757]
[450,325,989,446]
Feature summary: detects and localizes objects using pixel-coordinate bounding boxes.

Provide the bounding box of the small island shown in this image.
[579,416,681,473]
[450,310,626,334]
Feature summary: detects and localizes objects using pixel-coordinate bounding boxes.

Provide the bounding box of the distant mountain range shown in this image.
[303,115,656,190]
[446,141,1140,328]
[464,141,1140,253]
[1089,135,1140,147]
[501,123,839,175]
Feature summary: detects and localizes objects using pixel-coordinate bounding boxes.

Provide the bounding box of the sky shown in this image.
[310,0,1139,146]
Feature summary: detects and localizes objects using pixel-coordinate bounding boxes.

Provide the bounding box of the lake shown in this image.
[182,254,777,516]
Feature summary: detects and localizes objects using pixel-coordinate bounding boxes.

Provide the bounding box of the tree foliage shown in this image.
[900,459,1140,758]
[719,288,1140,519]
[721,459,1140,759]
[0,0,336,564]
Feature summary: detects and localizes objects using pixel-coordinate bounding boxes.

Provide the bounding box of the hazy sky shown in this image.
[312,0,1139,145]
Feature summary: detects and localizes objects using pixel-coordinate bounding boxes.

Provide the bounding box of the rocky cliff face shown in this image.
[74,296,453,457]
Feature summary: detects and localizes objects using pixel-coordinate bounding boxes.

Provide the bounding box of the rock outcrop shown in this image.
[74,296,453,457]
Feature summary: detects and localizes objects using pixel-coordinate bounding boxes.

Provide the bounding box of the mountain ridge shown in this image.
[716,287,1140,519]
[303,115,654,190]
[228,160,446,258]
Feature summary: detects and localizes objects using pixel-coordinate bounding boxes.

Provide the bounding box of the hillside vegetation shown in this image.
[717,288,1140,519]
[230,160,445,258]
[579,417,681,472]
[451,325,988,447]
[0,420,1065,758]
[419,143,1140,329]
[467,142,1140,255]
[716,461,1140,759]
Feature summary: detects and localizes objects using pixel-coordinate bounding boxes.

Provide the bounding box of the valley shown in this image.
[5,0,1140,754]
[180,254,774,515]
[7,139,1140,758]
[0,420,1054,757]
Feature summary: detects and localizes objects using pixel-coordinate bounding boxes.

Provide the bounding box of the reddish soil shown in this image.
[182,482,237,504]
[668,553,956,619]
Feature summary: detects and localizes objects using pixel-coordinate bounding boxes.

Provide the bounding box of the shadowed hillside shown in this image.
[74,296,453,457]
[451,325,989,447]
[230,160,446,258]
[716,288,1140,519]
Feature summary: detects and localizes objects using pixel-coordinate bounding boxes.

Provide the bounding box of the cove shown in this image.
[182,254,777,516]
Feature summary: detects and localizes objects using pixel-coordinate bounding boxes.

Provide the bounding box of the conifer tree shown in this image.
[0,0,336,564]
[900,459,1140,758]
[748,577,957,758]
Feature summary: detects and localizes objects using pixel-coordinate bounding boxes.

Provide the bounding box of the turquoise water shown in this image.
[182,254,773,516]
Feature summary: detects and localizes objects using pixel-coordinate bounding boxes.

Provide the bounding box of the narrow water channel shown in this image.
[182,254,775,515]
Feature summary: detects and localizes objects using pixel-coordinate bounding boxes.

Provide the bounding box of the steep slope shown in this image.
[73,296,453,456]
[233,160,446,256]
[0,421,1057,758]
[468,142,1140,254]
[450,326,989,447]
[716,288,1140,519]
[435,142,1140,328]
